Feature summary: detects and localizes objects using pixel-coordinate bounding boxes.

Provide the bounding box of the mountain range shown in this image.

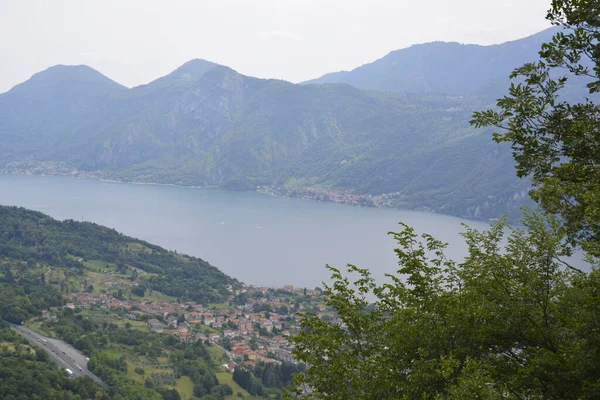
[0,28,565,220]
[302,27,559,96]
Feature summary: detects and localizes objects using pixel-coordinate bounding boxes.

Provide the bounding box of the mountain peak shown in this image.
[176,59,219,74]
[5,64,126,96]
[140,59,224,91]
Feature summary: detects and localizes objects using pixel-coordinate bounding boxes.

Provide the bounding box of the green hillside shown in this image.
[0,205,237,311]
[0,60,530,220]
[0,205,245,400]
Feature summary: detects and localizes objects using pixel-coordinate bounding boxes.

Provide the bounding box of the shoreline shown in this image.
[0,169,493,223]
[98,177,215,190]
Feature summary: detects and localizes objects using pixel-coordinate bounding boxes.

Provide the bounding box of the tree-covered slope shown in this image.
[0,59,530,219]
[0,65,127,162]
[0,205,237,305]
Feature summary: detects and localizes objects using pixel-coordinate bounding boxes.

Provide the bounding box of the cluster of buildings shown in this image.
[257,185,401,208]
[0,160,77,176]
[66,284,330,366]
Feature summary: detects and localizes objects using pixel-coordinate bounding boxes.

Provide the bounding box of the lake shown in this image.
[0,174,492,288]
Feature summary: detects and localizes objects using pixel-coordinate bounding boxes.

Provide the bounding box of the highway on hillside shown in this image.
[10,323,106,387]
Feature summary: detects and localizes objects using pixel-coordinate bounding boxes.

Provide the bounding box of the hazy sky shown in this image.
[0,0,551,93]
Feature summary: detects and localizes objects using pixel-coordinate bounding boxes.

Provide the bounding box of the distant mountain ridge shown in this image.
[8,64,127,95]
[0,33,552,219]
[302,27,560,96]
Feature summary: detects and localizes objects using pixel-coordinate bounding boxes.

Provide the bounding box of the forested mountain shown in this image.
[302,27,559,96]
[0,65,127,160]
[0,58,530,219]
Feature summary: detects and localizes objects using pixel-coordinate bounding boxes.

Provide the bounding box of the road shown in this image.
[10,323,106,387]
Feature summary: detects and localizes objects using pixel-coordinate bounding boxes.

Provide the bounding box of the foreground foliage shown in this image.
[288,213,599,399]
[472,0,600,256]
[289,3,600,394]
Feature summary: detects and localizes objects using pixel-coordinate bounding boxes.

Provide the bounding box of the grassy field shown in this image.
[101,346,125,359]
[125,356,195,399]
[81,260,134,295]
[126,360,146,383]
[136,289,176,302]
[197,325,220,334]
[83,272,107,295]
[126,357,173,383]
[126,242,153,253]
[208,303,230,310]
[114,319,147,329]
[216,371,261,400]
[83,259,176,302]
[0,342,36,356]
[175,376,194,400]
[77,309,114,324]
[24,320,55,337]
[207,344,227,364]
[83,260,113,273]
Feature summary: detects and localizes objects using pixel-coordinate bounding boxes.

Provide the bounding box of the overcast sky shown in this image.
[0,0,551,93]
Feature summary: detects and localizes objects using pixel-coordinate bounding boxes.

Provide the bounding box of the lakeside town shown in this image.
[256,185,401,208]
[62,282,330,370]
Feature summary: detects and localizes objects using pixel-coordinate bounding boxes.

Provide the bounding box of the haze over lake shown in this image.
[0,174,492,288]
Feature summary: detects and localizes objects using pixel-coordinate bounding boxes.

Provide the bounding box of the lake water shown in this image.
[0,174,492,288]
